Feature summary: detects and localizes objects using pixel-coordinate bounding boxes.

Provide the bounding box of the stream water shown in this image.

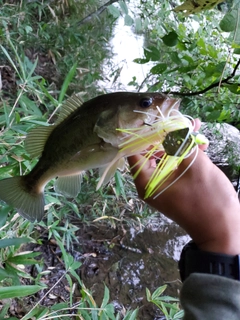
[76,216,189,319]
[98,1,153,92]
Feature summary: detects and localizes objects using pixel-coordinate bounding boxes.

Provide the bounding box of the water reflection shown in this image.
[99,3,153,91]
[77,215,190,318]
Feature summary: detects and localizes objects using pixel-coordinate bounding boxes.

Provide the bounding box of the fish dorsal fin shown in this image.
[55,94,84,125]
[54,173,83,198]
[25,125,55,158]
[25,94,84,158]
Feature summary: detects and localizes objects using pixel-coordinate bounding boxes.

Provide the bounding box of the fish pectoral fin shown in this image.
[25,125,55,158]
[97,157,125,190]
[54,173,83,198]
[0,176,45,222]
[116,157,125,171]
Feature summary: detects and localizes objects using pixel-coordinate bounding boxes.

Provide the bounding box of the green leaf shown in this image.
[91,310,98,320]
[25,25,33,34]
[150,63,167,74]
[135,17,142,33]
[178,65,198,72]
[105,304,115,319]
[151,284,167,300]
[182,54,194,64]
[0,285,44,299]
[123,309,139,320]
[71,260,82,270]
[133,58,149,64]
[146,288,152,301]
[119,0,128,14]
[114,171,127,200]
[170,52,182,65]
[7,252,40,265]
[107,5,120,18]
[0,267,16,281]
[101,285,110,308]
[144,46,160,61]
[0,302,11,318]
[51,302,69,311]
[234,48,240,54]
[174,309,185,318]
[78,310,92,320]
[19,95,42,116]
[0,237,31,249]
[155,295,179,302]
[0,205,10,227]
[207,110,221,121]
[0,45,22,80]
[220,10,238,32]
[124,14,134,26]
[162,31,178,47]
[224,83,240,93]
[58,61,78,104]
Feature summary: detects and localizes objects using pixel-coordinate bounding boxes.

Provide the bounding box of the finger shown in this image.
[193,118,201,131]
[127,154,153,176]
[193,118,209,150]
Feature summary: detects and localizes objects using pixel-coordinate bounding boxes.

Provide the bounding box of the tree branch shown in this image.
[77,0,120,26]
[157,58,240,96]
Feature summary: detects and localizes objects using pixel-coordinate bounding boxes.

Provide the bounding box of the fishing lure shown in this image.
[117,106,208,199]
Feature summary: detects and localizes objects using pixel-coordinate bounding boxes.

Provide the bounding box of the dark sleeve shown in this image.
[180,273,240,320]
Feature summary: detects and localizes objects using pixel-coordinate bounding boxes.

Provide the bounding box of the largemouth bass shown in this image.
[0,92,180,222]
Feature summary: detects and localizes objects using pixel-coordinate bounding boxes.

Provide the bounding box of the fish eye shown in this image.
[139,97,153,108]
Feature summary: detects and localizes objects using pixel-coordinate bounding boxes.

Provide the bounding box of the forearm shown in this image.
[128,150,240,255]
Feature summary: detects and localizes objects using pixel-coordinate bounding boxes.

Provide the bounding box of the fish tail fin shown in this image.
[0,176,45,222]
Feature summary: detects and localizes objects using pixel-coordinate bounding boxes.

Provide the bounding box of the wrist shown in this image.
[197,237,240,256]
[179,241,240,282]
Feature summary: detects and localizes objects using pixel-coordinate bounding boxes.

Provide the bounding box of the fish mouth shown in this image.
[118,99,193,157]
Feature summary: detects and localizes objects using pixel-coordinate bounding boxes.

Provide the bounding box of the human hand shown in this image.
[128,120,240,255]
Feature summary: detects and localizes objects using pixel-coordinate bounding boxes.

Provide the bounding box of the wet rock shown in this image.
[201,122,240,188]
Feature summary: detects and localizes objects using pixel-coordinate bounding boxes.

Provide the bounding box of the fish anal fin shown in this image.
[54,173,83,198]
[55,94,84,125]
[25,125,55,158]
[0,176,45,222]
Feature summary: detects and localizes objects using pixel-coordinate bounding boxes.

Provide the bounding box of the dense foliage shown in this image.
[107,0,240,125]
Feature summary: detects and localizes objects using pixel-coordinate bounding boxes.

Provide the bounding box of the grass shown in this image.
[0,1,183,319]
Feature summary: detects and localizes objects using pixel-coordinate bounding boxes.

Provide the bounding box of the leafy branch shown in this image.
[77,0,120,25]
[163,58,240,96]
